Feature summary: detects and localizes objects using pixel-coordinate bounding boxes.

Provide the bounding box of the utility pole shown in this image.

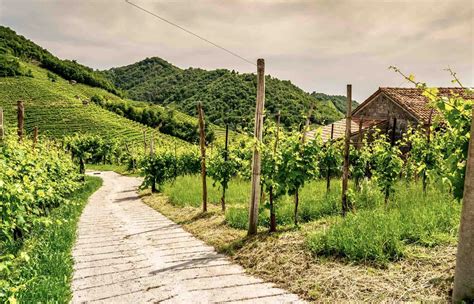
[248,58,265,236]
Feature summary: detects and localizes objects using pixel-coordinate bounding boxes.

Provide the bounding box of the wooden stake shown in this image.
[33,126,38,150]
[248,58,265,236]
[220,124,229,211]
[326,123,334,192]
[341,85,352,216]
[269,111,280,232]
[197,102,208,212]
[17,101,24,142]
[422,109,433,193]
[143,130,147,155]
[0,107,4,140]
[390,117,397,146]
[453,107,474,301]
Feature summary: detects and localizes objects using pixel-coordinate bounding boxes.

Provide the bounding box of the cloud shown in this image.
[1,0,472,100]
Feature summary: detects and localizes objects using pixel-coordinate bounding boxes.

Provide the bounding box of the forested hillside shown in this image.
[0,26,120,95]
[103,58,346,130]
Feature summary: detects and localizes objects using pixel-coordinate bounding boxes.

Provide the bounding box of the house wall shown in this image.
[353,93,421,141]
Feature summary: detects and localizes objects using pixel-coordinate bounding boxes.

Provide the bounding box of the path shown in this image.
[72,171,304,304]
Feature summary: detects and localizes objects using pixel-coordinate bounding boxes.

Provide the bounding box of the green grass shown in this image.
[307,183,460,264]
[160,175,460,264]
[0,176,102,303]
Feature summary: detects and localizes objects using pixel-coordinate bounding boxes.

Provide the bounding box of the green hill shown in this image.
[311,92,358,114]
[0,61,192,150]
[103,58,345,130]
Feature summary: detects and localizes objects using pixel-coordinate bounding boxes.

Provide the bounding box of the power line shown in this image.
[124,0,256,67]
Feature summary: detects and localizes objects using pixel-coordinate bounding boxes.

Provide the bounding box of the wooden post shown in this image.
[422,110,433,193]
[149,135,154,155]
[17,101,24,142]
[220,124,229,211]
[326,123,334,192]
[357,118,364,149]
[143,130,147,155]
[33,126,38,150]
[0,107,4,140]
[269,111,280,232]
[294,104,314,226]
[341,85,352,216]
[197,102,208,212]
[390,117,397,146]
[248,58,265,236]
[453,107,474,301]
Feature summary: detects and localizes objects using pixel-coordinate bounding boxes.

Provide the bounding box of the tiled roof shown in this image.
[353,87,472,124]
[307,117,386,142]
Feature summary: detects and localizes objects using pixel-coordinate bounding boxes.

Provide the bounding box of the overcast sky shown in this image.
[1,0,472,100]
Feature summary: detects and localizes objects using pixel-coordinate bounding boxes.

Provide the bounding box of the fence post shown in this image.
[248,58,265,236]
[17,101,24,142]
[326,123,334,192]
[422,109,433,193]
[33,126,38,150]
[197,102,208,212]
[220,124,229,211]
[453,107,474,301]
[0,107,4,140]
[341,85,352,216]
[143,130,147,155]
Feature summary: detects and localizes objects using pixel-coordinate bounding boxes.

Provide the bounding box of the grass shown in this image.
[141,183,457,302]
[307,183,460,264]
[0,176,102,303]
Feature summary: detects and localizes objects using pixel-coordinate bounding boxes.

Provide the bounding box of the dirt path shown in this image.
[72,171,304,303]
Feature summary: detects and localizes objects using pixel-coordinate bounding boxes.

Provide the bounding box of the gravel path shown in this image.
[71,171,304,304]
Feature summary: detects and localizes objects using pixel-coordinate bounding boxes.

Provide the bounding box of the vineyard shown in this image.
[0,24,473,302]
[0,62,196,150]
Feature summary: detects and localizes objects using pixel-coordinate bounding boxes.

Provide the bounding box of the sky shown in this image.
[0,0,473,101]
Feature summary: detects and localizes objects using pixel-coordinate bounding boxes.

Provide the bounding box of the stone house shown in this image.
[311,87,468,143]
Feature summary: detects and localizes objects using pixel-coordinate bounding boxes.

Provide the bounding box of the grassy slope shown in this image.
[3,176,102,303]
[0,61,192,149]
[141,176,458,302]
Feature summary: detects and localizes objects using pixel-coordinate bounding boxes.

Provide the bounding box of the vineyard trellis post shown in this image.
[422,109,433,193]
[143,130,147,155]
[341,85,352,216]
[197,102,208,212]
[17,101,24,142]
[0,107,4,141]
[326,123,334,192]
[453,107,474,301]
[269,110,281,232]
[33,126,38,150]
[220,124,229,211]
[149,135,154,155]
[248,58,265,236]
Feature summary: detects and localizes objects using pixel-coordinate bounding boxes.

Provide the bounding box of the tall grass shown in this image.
[307,183,460,264]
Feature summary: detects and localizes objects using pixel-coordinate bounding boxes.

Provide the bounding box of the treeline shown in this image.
[102,57,345,131]
[91,95,215,144]
[0,26,121,96]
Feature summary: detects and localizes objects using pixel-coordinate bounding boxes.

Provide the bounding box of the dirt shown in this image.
[71,171,304,303]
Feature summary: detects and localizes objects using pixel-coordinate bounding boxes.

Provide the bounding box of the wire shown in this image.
[124,0,257,67]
